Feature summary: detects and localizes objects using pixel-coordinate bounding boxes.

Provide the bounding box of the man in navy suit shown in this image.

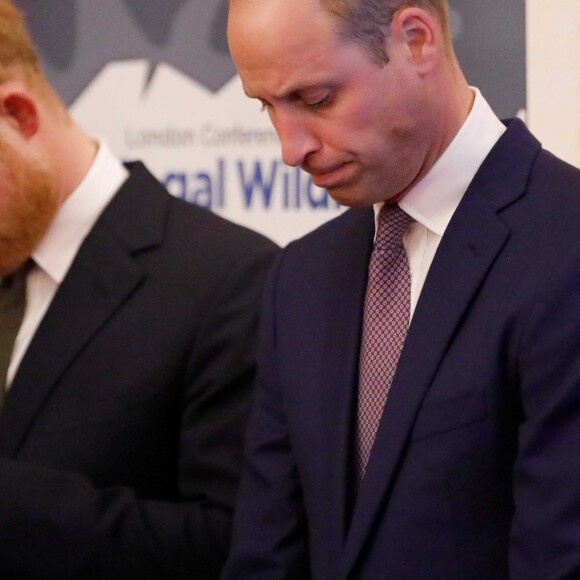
[225,0,580,578]
[0,1,278,577]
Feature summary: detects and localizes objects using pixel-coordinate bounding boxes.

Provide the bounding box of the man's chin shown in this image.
[325,184,377,209]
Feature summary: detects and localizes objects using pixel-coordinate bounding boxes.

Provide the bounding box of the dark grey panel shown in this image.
[14,0,235,104]
[14,0,525,117]
[450,0,526,117]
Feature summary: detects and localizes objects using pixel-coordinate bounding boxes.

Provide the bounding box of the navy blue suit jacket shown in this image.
[224,120,580,579]
[0,163,278,579]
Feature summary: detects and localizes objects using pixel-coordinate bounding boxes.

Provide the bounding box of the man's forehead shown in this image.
[229,0,338,62]
[229,0,328,27]
[234,34,346,104]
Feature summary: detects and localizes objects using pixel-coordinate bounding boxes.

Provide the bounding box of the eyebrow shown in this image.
[244,82,332,102]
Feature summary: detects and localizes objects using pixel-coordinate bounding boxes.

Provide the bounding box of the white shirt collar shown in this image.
[375,88,506,235]
[32,140,129,284]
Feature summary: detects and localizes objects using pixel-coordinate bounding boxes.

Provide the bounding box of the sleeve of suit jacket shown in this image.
[223,248,312,580]
[509,241,580,579]
[0,180,279,580]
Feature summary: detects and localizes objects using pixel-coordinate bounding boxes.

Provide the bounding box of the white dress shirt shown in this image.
[7,141,129,388]
[374,88,506,319]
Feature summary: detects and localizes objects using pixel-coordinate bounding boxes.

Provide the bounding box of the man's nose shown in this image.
[273,112,321,168]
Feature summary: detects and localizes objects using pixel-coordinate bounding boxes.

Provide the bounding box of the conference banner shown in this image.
[16,0,527,245]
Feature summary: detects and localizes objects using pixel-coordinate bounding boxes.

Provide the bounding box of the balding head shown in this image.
[229,0,453,68]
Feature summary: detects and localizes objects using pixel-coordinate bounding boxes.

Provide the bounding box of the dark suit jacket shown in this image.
[0,162,278,579]
[224,120,580,579]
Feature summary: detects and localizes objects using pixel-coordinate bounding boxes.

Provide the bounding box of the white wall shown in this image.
[526,0,580,167]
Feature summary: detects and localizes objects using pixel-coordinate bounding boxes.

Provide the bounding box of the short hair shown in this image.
[0,0,43,86]
[321,0,451,66]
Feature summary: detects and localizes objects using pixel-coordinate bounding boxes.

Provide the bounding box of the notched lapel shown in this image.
[0,164,167,457]
[320,209,375,550]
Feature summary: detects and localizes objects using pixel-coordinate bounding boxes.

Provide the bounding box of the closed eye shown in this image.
[304,94,332,110]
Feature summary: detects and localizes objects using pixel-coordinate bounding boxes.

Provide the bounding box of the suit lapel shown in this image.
[341,119,542,577]
[0,163,166,457]
[320,208,375,550]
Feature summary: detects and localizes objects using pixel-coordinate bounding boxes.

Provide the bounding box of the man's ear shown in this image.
[0,85,40,139]
[390,7,439,75]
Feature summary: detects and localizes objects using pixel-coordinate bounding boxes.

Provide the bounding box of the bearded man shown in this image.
[0,1,277,578]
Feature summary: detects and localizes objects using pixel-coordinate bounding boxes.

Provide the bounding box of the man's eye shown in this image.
[304,95,331,110]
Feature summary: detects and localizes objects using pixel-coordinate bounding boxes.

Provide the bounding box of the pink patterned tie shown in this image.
[355,204,413,486]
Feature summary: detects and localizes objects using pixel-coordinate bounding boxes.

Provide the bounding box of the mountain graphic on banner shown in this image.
[14,0,233,105]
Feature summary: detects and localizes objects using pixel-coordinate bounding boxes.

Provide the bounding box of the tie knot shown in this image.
[376,204,413,249]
